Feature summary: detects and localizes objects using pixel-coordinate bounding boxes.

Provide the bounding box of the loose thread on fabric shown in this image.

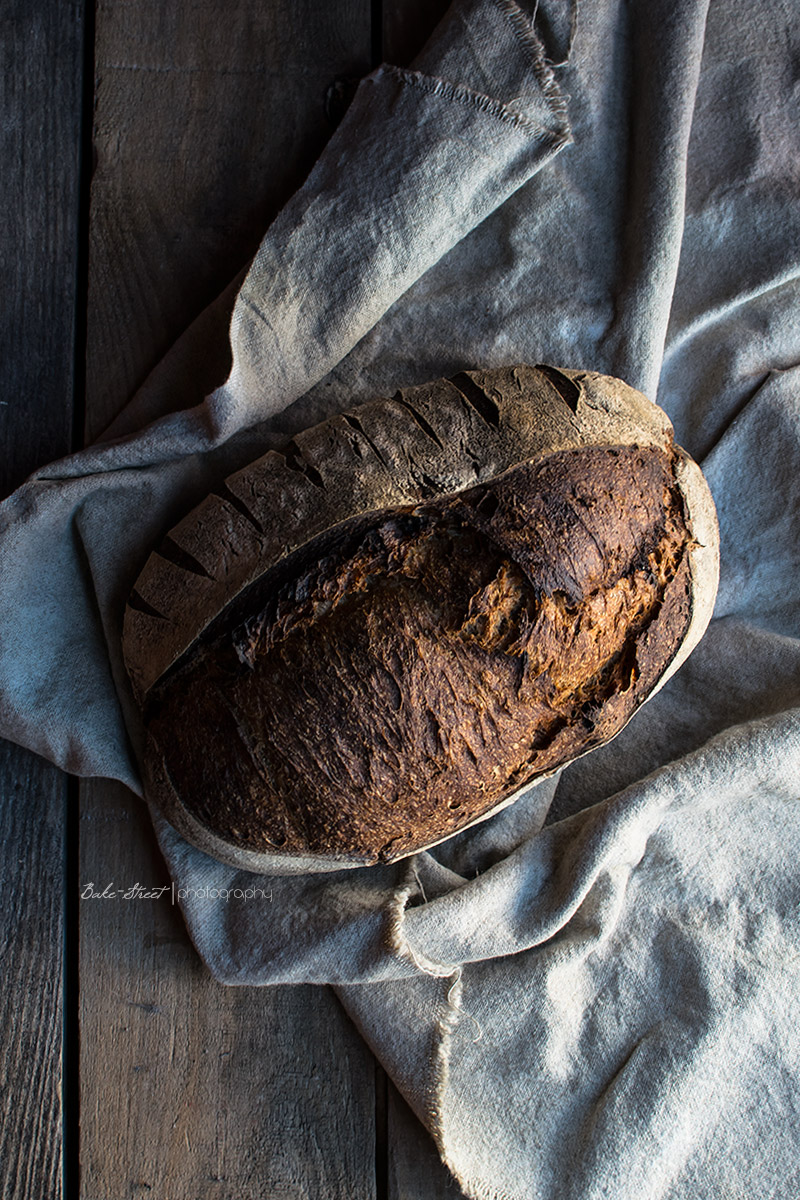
[446,968,484,1044]
[412,861,429,904]
[385,863,483,1042]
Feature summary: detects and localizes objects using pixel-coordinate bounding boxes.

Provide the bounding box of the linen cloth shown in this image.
[2,0,800,1196]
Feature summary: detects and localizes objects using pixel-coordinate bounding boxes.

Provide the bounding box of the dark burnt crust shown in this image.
[146,443,693,864]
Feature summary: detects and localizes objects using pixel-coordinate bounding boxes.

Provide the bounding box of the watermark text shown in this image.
[80,882,272,904]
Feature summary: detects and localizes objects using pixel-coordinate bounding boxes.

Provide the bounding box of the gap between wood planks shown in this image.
[63,0,97,1196]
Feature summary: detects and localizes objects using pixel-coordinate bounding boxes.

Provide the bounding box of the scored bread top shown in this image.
[123,365,676,702]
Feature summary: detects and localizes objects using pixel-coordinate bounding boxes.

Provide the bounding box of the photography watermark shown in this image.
[80,882,273,904]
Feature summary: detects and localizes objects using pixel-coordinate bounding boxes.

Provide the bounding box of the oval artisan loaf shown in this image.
[123,364,719,874]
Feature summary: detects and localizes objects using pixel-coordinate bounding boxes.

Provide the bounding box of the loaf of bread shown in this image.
[123,365,719,873]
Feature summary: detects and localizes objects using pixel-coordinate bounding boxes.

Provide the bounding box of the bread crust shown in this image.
[123,365,719,872]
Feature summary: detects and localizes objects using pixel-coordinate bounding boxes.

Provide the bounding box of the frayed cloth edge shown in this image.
[379,0,572,145]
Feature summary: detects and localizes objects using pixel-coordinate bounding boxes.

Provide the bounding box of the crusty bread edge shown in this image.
[644,446,720,699]
[144,734,564,875]
[145,750,372,874]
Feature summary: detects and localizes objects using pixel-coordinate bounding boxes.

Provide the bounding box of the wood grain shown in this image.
[81,1,379,1197]
[80,781,377,1200]
[0,0,83,498]
[86,0,372,440]
[0,0,85,1196]
[0,749,66,1200]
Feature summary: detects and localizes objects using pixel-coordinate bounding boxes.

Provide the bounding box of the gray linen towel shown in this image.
[1,0,799,1196]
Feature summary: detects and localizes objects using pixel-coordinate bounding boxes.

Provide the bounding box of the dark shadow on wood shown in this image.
[63,777,82,1200]
[375,1060,390,1200]
[0,0,88,1194]
[382,0,452,67]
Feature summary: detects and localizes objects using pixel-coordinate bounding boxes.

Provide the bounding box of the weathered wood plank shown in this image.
[0,0,85,1197]
[86,0,373,439]
[81,1,377,1196]
[0,0,83,497]
[80,781,378,1200]
[0,750,66,1200]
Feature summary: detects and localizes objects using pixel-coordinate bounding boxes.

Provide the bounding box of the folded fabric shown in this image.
[2,0,799,1197]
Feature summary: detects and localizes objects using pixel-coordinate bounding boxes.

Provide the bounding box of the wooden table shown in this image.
[1,2,470,1195]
